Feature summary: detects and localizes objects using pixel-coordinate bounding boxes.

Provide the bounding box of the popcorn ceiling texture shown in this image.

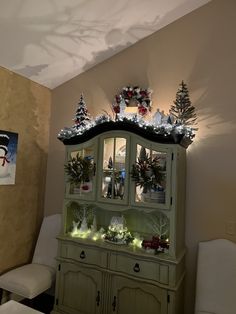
[0,66,51,273]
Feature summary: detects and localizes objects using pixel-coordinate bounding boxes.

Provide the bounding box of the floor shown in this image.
[20,293,54,314]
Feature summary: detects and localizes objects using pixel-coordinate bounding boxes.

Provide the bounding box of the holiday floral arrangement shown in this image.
[142,211,170,254]
[58,81,197,148]
[112,86,152,116]
[64,154,96,187]
[131,147,163,194]
[142,236,169,253]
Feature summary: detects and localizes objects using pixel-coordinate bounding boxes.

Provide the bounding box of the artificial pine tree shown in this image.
[170,81,197,126]
[74,94,91,127]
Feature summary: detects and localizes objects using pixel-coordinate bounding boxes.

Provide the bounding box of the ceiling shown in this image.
[0,0,210,89]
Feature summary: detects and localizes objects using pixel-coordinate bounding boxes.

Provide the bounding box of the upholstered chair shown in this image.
[195,239,236,314]
[0,214,61,302]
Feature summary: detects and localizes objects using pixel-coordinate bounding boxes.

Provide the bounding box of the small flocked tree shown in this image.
[74,94,91,127]
[170,81,197,126]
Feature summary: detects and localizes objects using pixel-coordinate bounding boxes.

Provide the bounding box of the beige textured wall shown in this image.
[0,67,51,273]
[45,0,236,313]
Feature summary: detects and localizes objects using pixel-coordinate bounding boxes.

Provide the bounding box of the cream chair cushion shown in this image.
[0,264,55,299]
[0,300,43,313]
[0,214,61,300]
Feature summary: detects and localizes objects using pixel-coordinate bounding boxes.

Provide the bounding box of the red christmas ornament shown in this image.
[82,184,89,191]
[138,106,148,116]
[113,105,120,114]
[140,90,147,97]
[127,91,133,98]
[142,240,152,249]
[115,95,121,102]
[142,236,167,251]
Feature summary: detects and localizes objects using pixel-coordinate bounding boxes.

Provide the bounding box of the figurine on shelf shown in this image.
[108,156,113,169]
[91,215,97,233]
[79,207,88,232]
[71,221,80,235]
[152,109,163,126]
[107,180,112,198]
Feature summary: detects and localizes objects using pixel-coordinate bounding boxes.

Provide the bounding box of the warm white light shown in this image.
[71,229,91,238]
[132,237,142,248]
[124,106,138,114]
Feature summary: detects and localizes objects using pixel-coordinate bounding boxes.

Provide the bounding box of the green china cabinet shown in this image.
[52,126,186,314]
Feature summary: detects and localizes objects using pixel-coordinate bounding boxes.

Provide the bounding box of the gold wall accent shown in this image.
[0,67,51,273]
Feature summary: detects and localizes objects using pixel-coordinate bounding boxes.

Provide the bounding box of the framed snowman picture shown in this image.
[0,130,18,185]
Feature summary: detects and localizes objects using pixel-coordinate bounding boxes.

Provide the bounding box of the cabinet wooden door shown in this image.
[57,262,102,314]
[110,276,167,314]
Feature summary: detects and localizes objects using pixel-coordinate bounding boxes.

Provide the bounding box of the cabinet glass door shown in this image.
[65,142,96,200]
[101,137,127,202]
[132,143,171,208]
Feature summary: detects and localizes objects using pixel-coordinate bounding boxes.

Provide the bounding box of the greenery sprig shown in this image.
[131,148,163,193]
[65,154,95,185]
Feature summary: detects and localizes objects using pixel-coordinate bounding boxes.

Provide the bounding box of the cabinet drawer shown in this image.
[60,242,107,268]
[109,253,169,285]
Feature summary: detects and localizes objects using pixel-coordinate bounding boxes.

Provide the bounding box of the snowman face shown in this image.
[0,147,6,157]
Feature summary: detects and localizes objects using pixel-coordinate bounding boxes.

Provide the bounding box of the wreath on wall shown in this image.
[112,86,152,116]
[64,154,96,186]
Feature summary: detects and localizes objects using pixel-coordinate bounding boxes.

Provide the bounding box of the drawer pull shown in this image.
[96,290,100,306]
[80,250,86,259]
[112,296,116,311]
[133,263,140,273]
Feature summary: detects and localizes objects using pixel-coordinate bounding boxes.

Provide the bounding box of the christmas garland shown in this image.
[65,154,95,186]
[113,86,152,116]
[58,81,197,148]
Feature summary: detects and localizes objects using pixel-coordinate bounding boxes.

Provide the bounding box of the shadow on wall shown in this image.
[0,0,205,87]
[184,11,236,313]
[15,64,49,77]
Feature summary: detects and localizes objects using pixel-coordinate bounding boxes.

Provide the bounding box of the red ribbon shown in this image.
[0,156,10,166]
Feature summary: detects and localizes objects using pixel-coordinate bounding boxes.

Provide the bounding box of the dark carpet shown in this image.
[20,293,54,314]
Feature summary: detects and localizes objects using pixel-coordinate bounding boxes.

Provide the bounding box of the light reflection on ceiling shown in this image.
[0,0,210,89]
